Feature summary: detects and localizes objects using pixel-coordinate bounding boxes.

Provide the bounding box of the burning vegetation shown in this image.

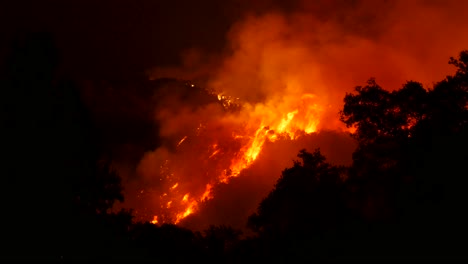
[135,79,329,225]
[130,0,468,227]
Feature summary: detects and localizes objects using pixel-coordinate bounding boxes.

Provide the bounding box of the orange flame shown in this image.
[175,200,197,224]
[201,184,213,201]
[150,90,323,224]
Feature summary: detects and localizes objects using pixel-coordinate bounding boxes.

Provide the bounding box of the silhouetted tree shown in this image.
[243,50,468,261]
[0,32,65,258]
[128,222,206,262]
[247,149,348,261]
[203,225,242,262]
[0,32,127,259]
[338,50,468,258]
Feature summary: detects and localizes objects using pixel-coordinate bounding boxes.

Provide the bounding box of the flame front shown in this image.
[148,89,323,225]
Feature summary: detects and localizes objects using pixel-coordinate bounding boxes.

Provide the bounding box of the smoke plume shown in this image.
[123,0,468,229]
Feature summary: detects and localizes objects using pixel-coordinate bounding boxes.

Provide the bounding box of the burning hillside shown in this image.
[131,79,332,225]
[111,0,468,229]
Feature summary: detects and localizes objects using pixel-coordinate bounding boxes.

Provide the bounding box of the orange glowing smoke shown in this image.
[143,13,337,225]
[146,88,324,224]
[141,0,468,226]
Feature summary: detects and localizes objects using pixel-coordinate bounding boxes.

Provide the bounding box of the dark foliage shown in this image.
[243,50,468,261]
[0,32,129,259]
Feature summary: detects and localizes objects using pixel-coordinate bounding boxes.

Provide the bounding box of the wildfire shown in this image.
[138,2,468,227]
[149,88,323,225]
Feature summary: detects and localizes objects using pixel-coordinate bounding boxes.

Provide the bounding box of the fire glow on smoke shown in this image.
[148,85,324,225]
[135,1,468,226]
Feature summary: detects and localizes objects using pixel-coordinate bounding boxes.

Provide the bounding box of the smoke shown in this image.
[149,0,468,125]
[123,0,468,228]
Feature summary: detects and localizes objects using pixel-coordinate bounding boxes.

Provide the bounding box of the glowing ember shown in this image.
[177,136,188,147]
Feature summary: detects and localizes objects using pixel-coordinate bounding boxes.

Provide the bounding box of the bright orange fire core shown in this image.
[149,89,323,225]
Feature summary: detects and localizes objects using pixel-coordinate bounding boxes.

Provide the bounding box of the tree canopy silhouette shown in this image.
[247,149,348,261]
[0,32,128,259]
[244,50,468,261]
[338,50,468,258]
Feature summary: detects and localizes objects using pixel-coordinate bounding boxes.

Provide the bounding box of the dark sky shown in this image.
[2,0,466,83]
[0,0,407,81]
[0,0,250,80]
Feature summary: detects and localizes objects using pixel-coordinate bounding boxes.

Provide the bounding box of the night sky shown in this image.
[0,0,283,80]
[0,0,398,80]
